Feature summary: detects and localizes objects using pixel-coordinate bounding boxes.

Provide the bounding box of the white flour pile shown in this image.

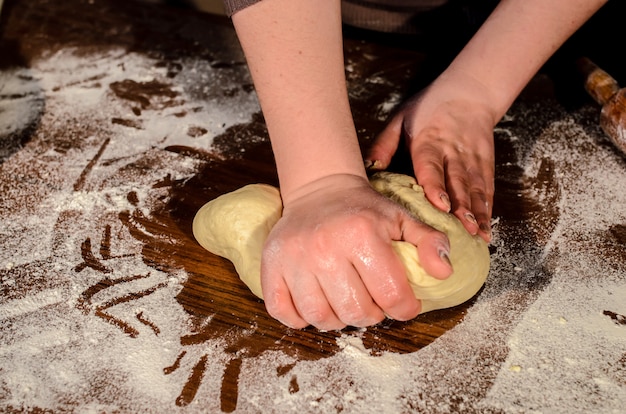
[1,46,625,413]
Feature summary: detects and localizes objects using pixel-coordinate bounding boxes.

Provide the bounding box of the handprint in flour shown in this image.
[74,224,169,338]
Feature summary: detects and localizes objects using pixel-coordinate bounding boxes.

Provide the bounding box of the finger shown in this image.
[364,113,403,170]
[410,139,452,213]
[400,214,453,280]
[261,269,310,329]
[318,262,386,327]
[284,270,347,331]
[470,189,492,242]
[443,157,482,236]
[469,167,494,242]
[353,241,421,322]
[452,151,494,241]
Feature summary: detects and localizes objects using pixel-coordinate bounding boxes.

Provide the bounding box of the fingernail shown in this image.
[440,193,451,212]
[439,248,452,267]
[364,159,381,171]
[436,239,451,266]
[480,222,492,239]
[464,212,478,225]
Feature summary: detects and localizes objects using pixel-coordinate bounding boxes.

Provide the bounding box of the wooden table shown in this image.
[1,0,625,412]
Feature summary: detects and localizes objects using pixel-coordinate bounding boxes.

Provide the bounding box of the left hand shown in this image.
[365,71,496,242]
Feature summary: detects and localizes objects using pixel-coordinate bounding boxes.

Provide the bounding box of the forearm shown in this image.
[443,0,608,122]
[232,0,365,204]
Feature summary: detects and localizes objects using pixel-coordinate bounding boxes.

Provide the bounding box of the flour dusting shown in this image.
[1,43,625,413]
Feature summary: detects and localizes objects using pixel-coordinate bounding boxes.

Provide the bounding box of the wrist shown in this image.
[271,129,368,203]
[280,172,369,207]
[430,68,504,125]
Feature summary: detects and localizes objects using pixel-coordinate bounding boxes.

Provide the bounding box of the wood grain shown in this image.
[2,0,624,412]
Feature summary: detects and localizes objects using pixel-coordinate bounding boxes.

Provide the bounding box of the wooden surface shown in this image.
[1,0,625,412]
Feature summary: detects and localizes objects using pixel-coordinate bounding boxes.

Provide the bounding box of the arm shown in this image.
[232,0,363,201]
[232,0,452,330]
[452,0,607,119]
[367,0,607,241]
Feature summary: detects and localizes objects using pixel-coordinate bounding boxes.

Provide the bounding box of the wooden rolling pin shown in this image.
[577,57,626,156]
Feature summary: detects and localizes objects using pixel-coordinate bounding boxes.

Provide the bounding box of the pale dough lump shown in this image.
[193,172,490,314]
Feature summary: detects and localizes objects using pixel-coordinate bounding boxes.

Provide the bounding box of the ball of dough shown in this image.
[369,172,490,312]
[193,183,281,298]
[192,172,490,313]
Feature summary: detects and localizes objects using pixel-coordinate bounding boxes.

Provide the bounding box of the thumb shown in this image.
[365,113,403,170]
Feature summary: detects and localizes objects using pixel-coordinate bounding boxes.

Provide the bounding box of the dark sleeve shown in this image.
[223,0,263,17]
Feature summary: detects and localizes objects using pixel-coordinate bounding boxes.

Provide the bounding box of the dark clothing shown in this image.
[222,0,449,34]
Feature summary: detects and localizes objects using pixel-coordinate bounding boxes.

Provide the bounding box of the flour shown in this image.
[0,46,259,412]
[0,289,64,320]
[234,102,626,413]
[1,43,626,414]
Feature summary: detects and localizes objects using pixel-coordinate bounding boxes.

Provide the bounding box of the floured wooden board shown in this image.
[0,0,625,412]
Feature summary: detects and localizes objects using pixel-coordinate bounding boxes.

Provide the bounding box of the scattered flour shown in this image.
[1,44,625,414]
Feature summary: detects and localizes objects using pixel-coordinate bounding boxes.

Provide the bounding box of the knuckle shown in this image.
[352,312,385,328]
[484,183,495,198]
[373,287,405,311]
[369,278,419,321]
[449,170,471,190]
[265,298,309,329]
[338,214,378,240]
[338,307,371,327]
[299,303,334,327]
[264,299,291,322]
[386,296,420,321]
[386,305,419,322]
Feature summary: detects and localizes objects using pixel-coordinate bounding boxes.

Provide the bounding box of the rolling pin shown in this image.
[577,57,626,156]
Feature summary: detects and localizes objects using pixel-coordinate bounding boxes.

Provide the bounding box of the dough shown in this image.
[192,172,490,313]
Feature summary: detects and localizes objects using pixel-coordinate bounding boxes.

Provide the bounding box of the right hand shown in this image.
[260,173,454,330]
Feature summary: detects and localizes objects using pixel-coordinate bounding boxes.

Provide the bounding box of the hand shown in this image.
[260,174,453,330]
[366,71,496,242]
